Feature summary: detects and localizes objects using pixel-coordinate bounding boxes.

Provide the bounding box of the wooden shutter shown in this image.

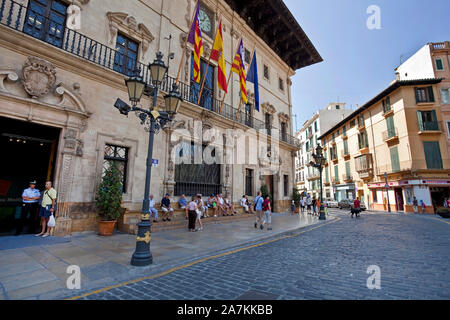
[417,111,424,131]
[423,142,443,169]
[390,147,400,172]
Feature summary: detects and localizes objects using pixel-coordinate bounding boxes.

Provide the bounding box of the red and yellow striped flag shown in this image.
[210,21,227,93]
[187,3,203,83]
[231,39,247,104]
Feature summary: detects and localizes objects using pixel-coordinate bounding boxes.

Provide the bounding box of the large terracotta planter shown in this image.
[98,220,116,236]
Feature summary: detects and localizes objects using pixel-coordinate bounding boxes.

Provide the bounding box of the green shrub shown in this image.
[293,187,301,207]
[96,165,123,221]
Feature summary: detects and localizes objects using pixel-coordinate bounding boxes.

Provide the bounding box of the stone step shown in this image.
[120,212,255,234]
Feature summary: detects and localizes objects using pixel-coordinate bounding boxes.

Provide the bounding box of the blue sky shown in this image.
[284,0,450,131]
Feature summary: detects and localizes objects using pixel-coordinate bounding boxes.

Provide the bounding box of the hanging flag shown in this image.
[187,3,203,83]
[246,51,260,112]
[210,21,227,93]
[231,39,248,104]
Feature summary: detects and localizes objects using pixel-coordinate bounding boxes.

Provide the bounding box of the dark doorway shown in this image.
[0,117,60,236]
[430,187,450,213]
[395,188,404,211]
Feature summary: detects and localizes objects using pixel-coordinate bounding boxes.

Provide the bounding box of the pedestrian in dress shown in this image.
[195,195,204,231]
[300,197,305,214]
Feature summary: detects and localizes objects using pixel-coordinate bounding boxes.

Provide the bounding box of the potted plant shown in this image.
[96,165,123,236]
[293,187,301,213]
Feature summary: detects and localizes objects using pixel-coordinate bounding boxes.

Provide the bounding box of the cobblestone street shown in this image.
[75,211,450,300]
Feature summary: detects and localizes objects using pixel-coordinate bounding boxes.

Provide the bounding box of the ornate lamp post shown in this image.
[114,52,182,266]
[310,144,327,221]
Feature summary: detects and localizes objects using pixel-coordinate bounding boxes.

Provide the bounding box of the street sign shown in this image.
[152,159,159,167]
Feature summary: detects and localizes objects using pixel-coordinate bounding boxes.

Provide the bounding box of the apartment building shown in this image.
[295,103,352,199]
[396,41,450,153]
[319,77,449,213]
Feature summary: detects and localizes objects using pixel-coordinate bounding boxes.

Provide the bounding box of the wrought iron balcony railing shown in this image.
[382,128,398,141]
[418,121,443,132]
[0,0,299,147]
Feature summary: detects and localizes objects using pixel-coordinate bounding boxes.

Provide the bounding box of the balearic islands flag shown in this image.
[187,3,203,83]
[210,21,227,93]
[231,39,248,104]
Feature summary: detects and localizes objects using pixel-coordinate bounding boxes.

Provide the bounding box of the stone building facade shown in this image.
[0,0,321,235]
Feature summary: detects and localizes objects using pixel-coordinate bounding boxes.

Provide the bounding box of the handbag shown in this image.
[48,213,56,227]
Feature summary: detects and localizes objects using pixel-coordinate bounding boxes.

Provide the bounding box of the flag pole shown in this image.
[235,97,243,121]
[175,0,199,84]
[219,38,242,114]
[197,20,220,105]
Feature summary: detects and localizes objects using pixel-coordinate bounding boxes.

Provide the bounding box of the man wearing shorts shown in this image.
[254,191,264,230]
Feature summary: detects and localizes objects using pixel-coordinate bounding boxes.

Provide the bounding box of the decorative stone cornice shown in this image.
[278,112,290,123]
[261,102,276,114]
[106,12,155,60]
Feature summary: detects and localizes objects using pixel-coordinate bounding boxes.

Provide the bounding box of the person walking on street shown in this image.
[36,181,57,237]
[263,196,272,231]
[352,197,361,218]
[290,200,295,215]
[300,197,305,214]
[254,191,264,230]
[412,197,419,213]
[306,196,312,214]
[17,180,41,236]
[187,196,197,232]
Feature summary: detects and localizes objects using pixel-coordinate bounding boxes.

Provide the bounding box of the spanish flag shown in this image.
[210,21,227,93]
[187,3,203,83]
[231,39,247,104]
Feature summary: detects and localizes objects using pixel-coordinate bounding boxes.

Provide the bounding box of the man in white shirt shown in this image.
[240,195,249,213]
[217,194,227,216]
[149,195,158,222]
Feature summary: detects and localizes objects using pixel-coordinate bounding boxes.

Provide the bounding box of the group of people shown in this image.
[17,180,58,237]
[147,193,238,232]
[298,195,322,216]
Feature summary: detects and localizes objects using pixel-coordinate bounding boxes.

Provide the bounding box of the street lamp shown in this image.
[310,144,327,220]
[114,51,182,267]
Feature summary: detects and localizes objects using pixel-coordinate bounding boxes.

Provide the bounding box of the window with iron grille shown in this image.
[24,0,67,48]
[114,33,139,76]
[174,142,221,196]
[245,169,254,196]
[103,144,129,193]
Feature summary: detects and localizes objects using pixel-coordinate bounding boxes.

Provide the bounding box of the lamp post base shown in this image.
[130,220,153,267]
[319,205,326,221]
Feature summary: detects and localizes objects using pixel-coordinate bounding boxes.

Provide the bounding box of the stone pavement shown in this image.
[76,210,450,300]
[0,212,322,300]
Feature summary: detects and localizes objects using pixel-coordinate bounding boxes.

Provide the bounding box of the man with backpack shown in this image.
[254,191,264,230]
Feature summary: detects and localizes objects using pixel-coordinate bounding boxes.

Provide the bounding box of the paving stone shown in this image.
[83,212,450,300]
